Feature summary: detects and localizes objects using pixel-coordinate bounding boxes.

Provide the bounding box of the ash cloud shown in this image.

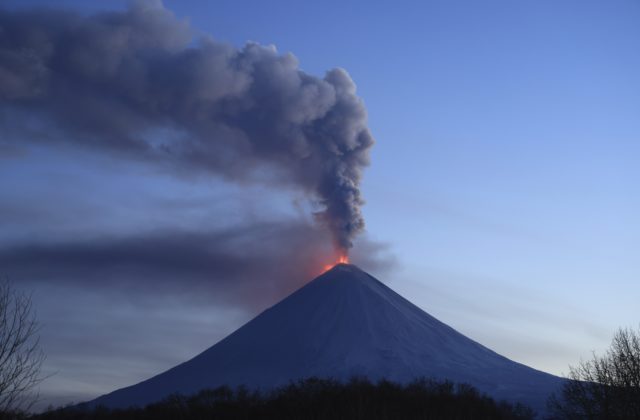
[0,221,393,308]
[0,0,374,253]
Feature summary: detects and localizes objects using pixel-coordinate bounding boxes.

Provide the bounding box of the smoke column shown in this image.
[0,0,374,254]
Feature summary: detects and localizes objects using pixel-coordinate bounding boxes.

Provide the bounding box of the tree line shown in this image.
[34,377,534,420]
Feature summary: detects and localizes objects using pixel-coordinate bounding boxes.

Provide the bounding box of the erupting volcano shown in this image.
[86,264,564,414]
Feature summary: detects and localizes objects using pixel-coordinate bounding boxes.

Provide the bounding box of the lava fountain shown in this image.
[322,254,350,273]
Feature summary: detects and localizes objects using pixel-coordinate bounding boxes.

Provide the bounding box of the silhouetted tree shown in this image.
[549,326,640,419]
[0,280,44,416]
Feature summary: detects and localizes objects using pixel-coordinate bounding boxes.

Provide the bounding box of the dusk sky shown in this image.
[1,0,638,408]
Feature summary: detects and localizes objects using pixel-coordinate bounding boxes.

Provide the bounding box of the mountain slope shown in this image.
[87,264,563,412]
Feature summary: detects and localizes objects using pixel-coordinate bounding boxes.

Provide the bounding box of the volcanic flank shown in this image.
[87,264,563,412]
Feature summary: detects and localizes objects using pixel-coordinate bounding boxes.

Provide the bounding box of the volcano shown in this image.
[87,264,563,412]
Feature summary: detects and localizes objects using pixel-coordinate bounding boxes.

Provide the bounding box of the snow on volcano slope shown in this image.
[86,264,564,412]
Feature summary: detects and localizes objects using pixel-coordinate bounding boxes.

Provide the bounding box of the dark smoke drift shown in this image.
[0,0,374,253]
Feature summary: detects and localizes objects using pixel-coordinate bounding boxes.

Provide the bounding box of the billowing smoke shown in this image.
[0,0,373,253]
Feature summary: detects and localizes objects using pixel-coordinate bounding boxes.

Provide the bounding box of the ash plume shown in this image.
[0,0,374,253]
[0,221,394,308]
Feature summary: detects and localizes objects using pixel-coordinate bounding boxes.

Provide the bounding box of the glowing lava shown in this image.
[322,255,349,273]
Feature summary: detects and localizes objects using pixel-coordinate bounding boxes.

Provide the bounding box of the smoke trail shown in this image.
[0,0,374,253]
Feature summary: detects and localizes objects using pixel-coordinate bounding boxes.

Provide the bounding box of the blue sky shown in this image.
[1,0,639,408]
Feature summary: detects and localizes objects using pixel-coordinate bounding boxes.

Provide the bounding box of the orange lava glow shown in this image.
[321,254,349,273]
